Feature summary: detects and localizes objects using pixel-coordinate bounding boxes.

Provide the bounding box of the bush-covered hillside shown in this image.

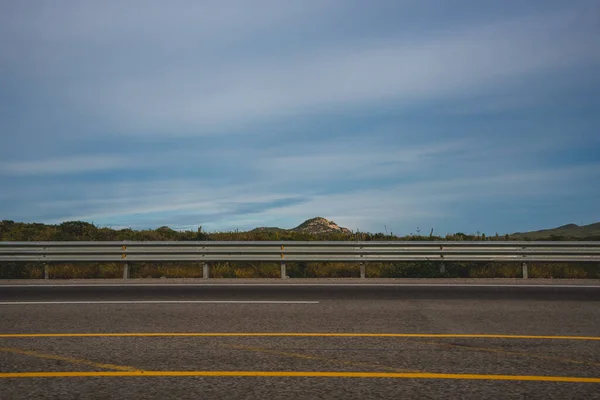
[0,218,509,242]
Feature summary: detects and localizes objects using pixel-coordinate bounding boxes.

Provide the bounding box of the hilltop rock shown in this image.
[291,217,352,235]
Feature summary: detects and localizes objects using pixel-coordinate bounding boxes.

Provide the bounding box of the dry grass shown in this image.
[305,263,358,278]
[468,264,521,278]
[47,264,122,279]
[2,262,596,279]
[529,264,589,279]
[528,265,554,279]
[135,264,201,278]
[25,266,44,279]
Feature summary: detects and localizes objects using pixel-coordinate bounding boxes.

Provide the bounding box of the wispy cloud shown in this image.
[0,155,135,176]
[254,141,465,183]
[5,157,599,234]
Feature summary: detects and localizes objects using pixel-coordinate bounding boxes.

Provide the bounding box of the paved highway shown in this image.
[1,281,600,399]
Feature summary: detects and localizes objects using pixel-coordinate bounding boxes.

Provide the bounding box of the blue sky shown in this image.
[1,0,599,235]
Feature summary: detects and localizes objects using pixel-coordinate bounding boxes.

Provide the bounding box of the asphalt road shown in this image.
[1,283,600,399]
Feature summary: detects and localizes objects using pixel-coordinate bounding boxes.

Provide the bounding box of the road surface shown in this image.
[1,281,600,399]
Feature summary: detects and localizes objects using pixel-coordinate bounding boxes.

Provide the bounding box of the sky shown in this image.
[1,0,599,235]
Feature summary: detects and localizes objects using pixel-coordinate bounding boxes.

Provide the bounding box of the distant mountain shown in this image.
[251,217,352,235]
[510,222,600,240]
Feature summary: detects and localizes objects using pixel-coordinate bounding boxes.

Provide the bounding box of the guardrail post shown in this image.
[123,263,129,279]
[203,262,209,279]
[360,262,366,279]
[440,262,446,274]
[280,261,287,279]
[44,264,49,280]
[522,262,528,279]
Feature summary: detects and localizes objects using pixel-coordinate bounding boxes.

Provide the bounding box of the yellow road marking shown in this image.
[0,370,599,382]
[1,333,599,340]
[221,343,420,373]
[0,347,141,372]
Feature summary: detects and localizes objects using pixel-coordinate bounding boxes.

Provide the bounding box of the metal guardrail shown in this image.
[1,241,599,279]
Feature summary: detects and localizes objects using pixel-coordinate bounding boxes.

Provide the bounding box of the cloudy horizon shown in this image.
[1,0,599,235]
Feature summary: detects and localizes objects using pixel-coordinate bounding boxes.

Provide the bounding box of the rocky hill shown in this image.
[291,217,352,235]
[251,217,351,235]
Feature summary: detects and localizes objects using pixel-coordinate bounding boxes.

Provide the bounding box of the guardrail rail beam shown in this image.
[0,241,598,279]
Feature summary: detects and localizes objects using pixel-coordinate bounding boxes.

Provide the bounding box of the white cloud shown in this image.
[0,155,136,175]
[254,141,465,182]
[38,180,298,224]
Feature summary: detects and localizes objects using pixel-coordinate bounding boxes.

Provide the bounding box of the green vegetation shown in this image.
[1,219,599,279]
